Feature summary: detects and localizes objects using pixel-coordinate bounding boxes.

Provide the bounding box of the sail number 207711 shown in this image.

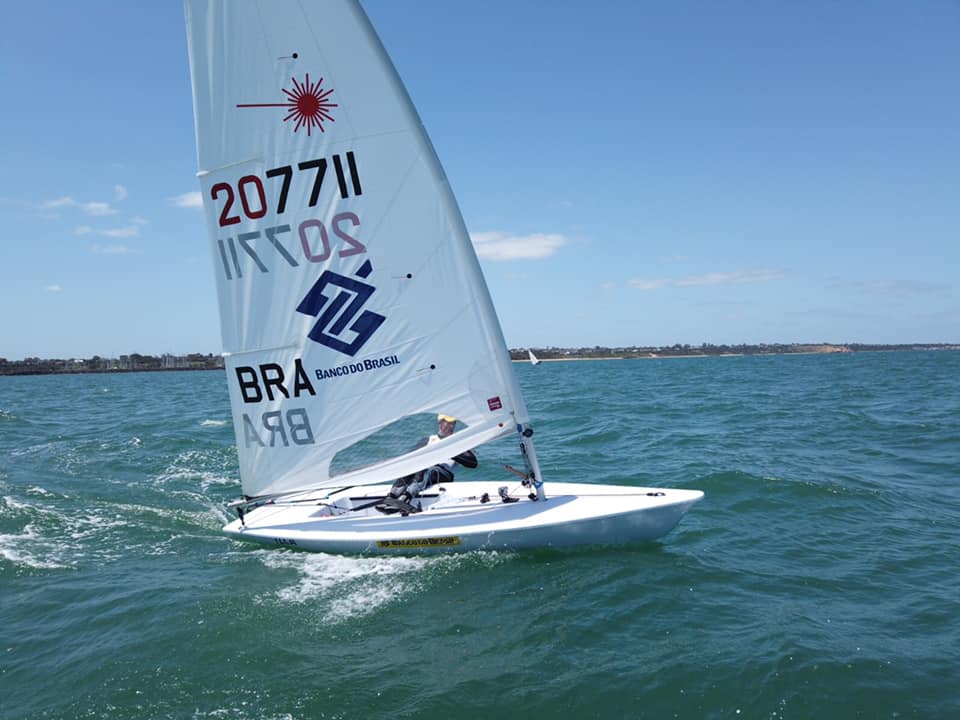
[210,152,362,227]
[216,214,365,281]
[210,152,366,281]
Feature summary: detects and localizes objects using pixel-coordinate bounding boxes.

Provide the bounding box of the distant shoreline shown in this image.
[2,344,957,377]
[516,351,863,362]
[0,353,224,377]
[0,366,226,378]
[511,344,958,364]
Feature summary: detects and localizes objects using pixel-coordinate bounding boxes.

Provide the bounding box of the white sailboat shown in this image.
[528,349,542,366]
[185,0,702,554]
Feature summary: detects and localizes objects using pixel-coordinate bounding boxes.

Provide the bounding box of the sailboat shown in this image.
[184,0,702,554]
[528,349,542,366]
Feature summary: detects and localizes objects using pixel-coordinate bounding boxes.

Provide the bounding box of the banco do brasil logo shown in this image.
[296,259,385,356]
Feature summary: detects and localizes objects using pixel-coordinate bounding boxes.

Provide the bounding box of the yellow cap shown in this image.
[437,414,457,423]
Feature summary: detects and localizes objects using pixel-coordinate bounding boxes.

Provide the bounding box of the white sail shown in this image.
[185,0,533,498]
[528,350,541,365]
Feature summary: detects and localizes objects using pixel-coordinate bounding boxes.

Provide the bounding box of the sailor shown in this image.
[380,414,478,512]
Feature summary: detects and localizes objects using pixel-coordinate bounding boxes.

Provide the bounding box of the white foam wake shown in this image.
[252,550,509,625]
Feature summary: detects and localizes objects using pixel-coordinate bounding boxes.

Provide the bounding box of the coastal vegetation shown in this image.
[508,343,958,361]
[0,353,224,376]
[2,344,957,376]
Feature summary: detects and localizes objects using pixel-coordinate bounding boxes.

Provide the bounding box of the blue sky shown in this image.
[1,1,957,361]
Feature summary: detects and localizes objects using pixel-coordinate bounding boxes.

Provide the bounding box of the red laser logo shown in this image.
[237,74,337,136]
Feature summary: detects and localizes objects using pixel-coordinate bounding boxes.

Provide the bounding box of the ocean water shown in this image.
[1,351,958,719]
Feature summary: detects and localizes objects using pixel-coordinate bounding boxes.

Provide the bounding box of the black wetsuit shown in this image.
[387,437,477,499]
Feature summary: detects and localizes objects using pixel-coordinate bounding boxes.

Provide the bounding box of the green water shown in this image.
[2,351,958,718]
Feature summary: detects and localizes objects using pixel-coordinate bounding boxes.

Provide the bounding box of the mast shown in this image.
[519,427,546,501]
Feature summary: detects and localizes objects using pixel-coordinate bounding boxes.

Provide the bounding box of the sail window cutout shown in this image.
[329,413,471,479]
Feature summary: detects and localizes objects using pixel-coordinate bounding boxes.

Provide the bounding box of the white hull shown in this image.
[223,482,703,554]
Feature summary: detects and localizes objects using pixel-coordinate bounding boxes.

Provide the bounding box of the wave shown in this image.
[0,523,74,570]
[0,485,233,574]
[247,549,511,625]
[201,419,229,427]
[0,492,138,573]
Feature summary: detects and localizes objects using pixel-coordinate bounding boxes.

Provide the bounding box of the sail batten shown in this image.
[186,0,534,498]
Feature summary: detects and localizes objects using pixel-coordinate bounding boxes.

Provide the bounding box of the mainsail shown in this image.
[185,0,538,498]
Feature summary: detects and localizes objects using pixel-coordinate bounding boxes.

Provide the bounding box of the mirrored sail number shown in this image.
[211,151,362,227]
[217,213,365,280]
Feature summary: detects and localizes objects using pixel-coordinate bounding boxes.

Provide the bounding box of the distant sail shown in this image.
[528,350,541,365]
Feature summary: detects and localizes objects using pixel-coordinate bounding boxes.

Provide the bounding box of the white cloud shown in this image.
[470,231,568,261]
[844,279,945,296]
[100,225,140,238]
[41,196,76,209]
[627,278,670,290]
[629,268,783,291]
[81,201,117,216]
[114,185,128,201]
[45,284,62,293]
[675,269,783,286]
[132,215,149,225]
[92,244,132,255]
[172,191,203,209]
[76,225,140,239]
[40,195,117,215]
